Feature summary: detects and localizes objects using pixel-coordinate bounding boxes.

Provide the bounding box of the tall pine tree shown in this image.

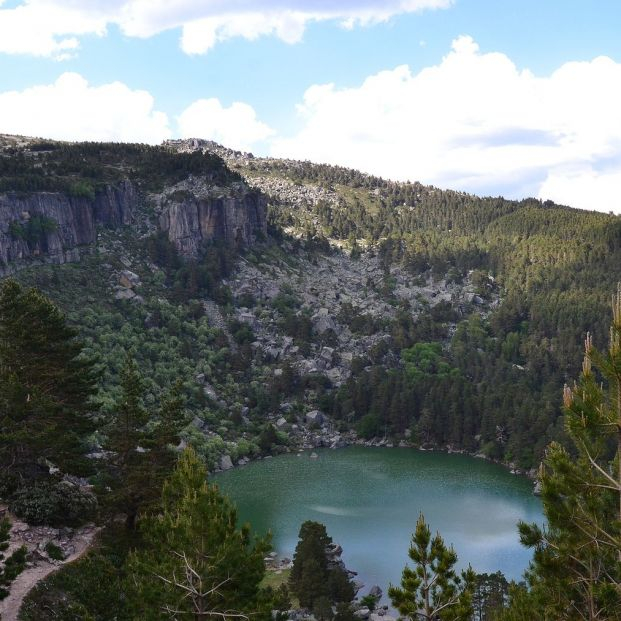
[105,356,186,529]
[0,279,98,484]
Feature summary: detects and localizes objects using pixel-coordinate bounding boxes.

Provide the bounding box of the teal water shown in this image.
[215,447,543,594]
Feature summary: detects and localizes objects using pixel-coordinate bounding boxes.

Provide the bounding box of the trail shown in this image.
[0,517,100,621]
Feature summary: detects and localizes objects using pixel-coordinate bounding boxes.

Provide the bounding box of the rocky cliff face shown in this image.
[158,188,267,257]
[0,176,268,271]
[0,181,136,273]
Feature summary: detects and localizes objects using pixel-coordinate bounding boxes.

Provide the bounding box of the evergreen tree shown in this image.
[127,448,270,620]
[289,521,355,609]
[314,595,334,621]
[388,514,475,621]
[105,357,186,529]
[0,279,98,482]
[514,287,621,619]
[104,353,149,529]
[472,572,509,620]
[289,521,331,608]
[0,516,26,599]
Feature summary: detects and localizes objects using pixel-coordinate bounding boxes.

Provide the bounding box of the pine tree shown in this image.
[105,357,186,529]
[314,595,334,621]
[104,353,149,529]
[127,448,270,620]
[0,516,26,599]
[0,279,98,482]
[289,521,331,608]
[514,286,621,619]
[388,514,475,621]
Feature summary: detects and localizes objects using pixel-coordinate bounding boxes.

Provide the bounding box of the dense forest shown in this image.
[253,157,621,467]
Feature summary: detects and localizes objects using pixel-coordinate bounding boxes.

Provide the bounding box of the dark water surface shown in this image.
[215,447,543,593]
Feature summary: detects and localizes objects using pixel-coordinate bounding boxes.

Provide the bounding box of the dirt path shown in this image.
[0,520,100,621]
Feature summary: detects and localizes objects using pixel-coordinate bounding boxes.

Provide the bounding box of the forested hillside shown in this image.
[2,136,621,618]
[3,136,621,470]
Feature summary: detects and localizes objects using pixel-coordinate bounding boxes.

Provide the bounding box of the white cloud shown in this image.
[0,2,107,58]
[0,72,272,153]
[177,98,274,152]
[0,0,452,57]
[271,36,621,213]
[0,73,171,143]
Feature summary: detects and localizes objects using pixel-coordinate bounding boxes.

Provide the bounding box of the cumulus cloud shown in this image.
[177,98,274,152]
[0,73,171,143]
[271,36,621,212]
[0,0,452,57]
[0,73,273,152]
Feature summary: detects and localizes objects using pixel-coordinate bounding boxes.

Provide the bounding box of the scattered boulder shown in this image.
[306,410,325,426]
[220,455,234,471]
[368,585,383,599]
[115,288,136,300]
[119,269,141,288]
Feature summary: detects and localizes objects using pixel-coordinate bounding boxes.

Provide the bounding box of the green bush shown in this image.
[19,552,124,621]
[45,541,65,561]
[10,482,97,526]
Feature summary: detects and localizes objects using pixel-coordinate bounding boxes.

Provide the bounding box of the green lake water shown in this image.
[215,447,543,595]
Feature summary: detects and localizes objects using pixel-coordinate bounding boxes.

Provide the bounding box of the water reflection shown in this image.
[215,447,543,593]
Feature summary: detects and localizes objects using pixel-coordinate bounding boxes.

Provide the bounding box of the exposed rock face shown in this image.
[0,181,135,273]
[0,174,268,270]
[159,190,267,257]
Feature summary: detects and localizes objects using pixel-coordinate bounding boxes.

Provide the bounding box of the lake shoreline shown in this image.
[214,432,539,491]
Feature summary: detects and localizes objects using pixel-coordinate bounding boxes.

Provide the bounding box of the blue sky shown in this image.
[0,1,620,211]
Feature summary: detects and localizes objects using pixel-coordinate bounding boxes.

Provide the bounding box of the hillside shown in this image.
[2,135,621,472]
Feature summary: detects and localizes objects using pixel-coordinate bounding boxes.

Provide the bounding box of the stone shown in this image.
[0,180,135,273]
[368,585,383,599]
[354,608,370,619]
[220,455,234,471]
[115,288,136,300]
[320,346,335,363]
[276,417,288,428]
[312,313,337,335]
[119,269,141,288]
[306,410,325,426]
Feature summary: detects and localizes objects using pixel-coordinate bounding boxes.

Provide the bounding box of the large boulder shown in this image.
[220,455,234,471]
[306,410,325,426]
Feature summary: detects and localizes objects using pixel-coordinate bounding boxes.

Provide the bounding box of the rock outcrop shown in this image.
[0,181,135,273]
[159,189,267,257]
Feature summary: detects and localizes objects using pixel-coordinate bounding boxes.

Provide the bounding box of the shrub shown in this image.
[10,481,97,526]
[45,541,65,561]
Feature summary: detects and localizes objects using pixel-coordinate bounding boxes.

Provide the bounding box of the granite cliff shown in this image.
[0,181,135,272]
[158,181,267,257]
[0,136,268,272]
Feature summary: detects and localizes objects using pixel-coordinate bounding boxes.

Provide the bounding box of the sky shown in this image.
[0,1,620,212]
